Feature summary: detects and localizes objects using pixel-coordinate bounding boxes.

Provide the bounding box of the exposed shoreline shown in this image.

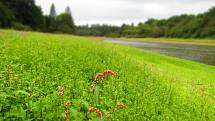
[119,37,215,46]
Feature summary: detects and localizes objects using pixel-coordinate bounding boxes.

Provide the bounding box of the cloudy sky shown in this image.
[35,0,215,25]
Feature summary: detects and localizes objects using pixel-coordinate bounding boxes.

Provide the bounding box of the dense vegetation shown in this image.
[0,30,214,120]
[76,7,215,38]
[0,0,75,33]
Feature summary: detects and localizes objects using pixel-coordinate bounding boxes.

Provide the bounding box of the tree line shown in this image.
[0,0,75,33]
[0,0,215,38]
[76,7,215,38]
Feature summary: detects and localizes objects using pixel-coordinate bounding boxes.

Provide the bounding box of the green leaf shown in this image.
[15,90,30,96]
[96,85,99,106]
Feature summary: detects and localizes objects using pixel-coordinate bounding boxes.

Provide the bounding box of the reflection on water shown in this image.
[106,39,215,66]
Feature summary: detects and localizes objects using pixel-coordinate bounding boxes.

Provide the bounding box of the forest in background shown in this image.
[0,0,215,38]
[0,0,75,33]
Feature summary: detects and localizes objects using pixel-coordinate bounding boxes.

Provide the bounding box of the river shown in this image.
[106,39,215,66]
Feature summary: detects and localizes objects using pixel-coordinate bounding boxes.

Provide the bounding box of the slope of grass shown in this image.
[0,30,214,120]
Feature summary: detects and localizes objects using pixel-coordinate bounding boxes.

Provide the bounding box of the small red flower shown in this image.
[95,73,106,81]
[65,110,69,121]
[88,107,95,113]
[95,108,103,119]
[64,101,71,109]
[64,101,71,121]
[103,70,115,76]
[116,102,125,108]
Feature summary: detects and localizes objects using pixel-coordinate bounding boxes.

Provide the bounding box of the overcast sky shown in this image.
[35,0,215,26]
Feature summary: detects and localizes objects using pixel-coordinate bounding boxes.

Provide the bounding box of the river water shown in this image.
[106,39,215,66]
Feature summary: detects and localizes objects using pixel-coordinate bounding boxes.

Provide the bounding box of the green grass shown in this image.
[121,37,215,46]
[0,30,214,120]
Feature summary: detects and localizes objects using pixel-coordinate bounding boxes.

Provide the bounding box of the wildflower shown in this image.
[116,102,125,108]
[90,83,96,92]
[64,101,71,109]
[57,86,64,96]
[95,73,106,81]
[88,107,95,113]
[95,108,103,119]
[65,110,69,121]
[103,70,115,76]
[88,107,103,119]
[106,113,112,120]
[64,101,71,121]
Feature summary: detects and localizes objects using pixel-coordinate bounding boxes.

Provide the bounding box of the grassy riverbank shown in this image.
[121,37,215,46]
[0,30,214,120]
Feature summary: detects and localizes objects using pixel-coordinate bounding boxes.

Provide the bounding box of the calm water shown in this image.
[106,39,215,66]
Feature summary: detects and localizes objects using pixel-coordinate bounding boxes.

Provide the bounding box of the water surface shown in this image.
[106,39,215,66]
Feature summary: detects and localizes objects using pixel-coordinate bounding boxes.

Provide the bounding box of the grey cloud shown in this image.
[36,0,215,25]
[109,0,214,3]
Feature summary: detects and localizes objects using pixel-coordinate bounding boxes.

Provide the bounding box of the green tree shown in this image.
[49,3,57,18]
[65,6,75,28]
[45,3,58,32]
[1,0,44,30]
[0,2,14,27]
[56,6,75,33]
[200,7,215,38]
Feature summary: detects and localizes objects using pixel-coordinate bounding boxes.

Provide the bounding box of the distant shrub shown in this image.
[11,22,32,31]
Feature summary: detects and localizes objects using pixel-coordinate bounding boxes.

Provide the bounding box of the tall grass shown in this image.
[0,30,214,120]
